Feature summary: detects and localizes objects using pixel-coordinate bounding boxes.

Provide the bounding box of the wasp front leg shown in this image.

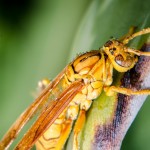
[104,86,150,96]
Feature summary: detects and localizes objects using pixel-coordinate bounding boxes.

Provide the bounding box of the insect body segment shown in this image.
[35,51,111,150]
[1,28,150,150]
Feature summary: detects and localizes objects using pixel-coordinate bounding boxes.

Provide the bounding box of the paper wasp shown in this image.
[0,28,150,150]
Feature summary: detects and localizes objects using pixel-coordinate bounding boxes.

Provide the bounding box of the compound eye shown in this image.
[115,54,133,68]
[115,55,124,66]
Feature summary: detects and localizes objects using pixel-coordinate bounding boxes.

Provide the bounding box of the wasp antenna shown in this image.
[125,48,150,56]
[119,26,136,42]
[123,28,150,44]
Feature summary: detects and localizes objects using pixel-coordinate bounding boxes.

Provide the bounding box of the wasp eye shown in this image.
[115,54,133,68]
[115,55,123,66]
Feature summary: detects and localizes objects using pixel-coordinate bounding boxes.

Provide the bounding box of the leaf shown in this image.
[1,0,150,149]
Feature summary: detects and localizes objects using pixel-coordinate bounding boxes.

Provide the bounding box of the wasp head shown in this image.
[103,39,138,72]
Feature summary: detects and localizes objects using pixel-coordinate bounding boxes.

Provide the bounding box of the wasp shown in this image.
[0,28,150,150]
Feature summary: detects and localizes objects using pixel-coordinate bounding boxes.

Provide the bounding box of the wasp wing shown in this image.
[14,81,83,150]
[0,67,67,149]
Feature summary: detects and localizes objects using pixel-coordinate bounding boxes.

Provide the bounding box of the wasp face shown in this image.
[103,40,138,72]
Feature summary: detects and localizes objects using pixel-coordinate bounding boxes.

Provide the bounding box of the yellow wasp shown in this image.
[1,28,150,150]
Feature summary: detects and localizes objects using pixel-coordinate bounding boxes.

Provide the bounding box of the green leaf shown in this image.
[0,0,150,149]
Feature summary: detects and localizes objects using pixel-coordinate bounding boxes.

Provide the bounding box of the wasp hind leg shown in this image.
[54,102,81,149]
[71,96,93,150]
[72,109,86,150]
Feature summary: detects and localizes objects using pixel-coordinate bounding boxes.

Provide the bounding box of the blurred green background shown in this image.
[0,0,150,149]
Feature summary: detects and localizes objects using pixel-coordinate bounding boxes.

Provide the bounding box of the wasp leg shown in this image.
[73,109,86,150]
[125,48,150,56]
[104,86,150,96]
[104,58,113,86]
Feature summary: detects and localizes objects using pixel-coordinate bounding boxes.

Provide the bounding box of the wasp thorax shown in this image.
[72,51,101,75]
